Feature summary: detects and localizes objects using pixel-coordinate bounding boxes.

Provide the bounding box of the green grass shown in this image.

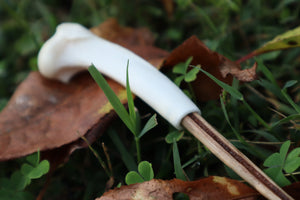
[1,0,300,199]
[88,64,158,164]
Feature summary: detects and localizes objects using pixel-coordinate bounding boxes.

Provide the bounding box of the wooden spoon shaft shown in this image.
[182,112,293,200]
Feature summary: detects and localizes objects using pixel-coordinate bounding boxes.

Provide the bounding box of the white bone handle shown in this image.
[38,23,200,129]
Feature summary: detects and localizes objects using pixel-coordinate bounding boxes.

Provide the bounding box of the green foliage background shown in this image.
[0,0,300,199]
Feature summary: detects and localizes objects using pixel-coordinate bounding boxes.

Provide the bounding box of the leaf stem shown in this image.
[187,82,197,101]
[135,136,141,163]
[236,51,257,64]
[81,136,111,177]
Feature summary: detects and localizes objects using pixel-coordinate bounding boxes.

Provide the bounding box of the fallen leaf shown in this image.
[0,19,169,162]
[91,18,168,68]
[0,72,126,161]
[96,176,258,200]
[254,26,300,55]
[237,26,300,63]
[163,36,256,101]
[220,58,257,82]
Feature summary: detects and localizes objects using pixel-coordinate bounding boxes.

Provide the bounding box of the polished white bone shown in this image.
[38,23,200,129]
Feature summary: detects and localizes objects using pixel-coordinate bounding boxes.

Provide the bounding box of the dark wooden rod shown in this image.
[181,112,293,200]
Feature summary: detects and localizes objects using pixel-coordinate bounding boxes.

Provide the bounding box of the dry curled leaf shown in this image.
[220,58,257,82]
[96,176,258,200]
[0,19,169,162]
[163,36,257,101]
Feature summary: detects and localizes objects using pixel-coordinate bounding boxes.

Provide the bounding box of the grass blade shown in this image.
[198,67,243,100]
[220,94,242,141]
[256,59,278,86]
[126,61,137,135]
[138,114,158,138]
[246,130,279,143]
[172,141,186,180]
[281,89,300,114]
[271,114,300,128]
[88,64,135,133]
[199,67,270,129]
[108,129,137,171]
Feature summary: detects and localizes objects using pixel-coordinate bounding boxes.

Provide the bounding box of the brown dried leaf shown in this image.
[0,72,126,161]
[220,59,257,82]
[96,176,258,200]
[91,18,155,47]
[92,18,168,68]
[0,19,169,162]
[163,36,257,101]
